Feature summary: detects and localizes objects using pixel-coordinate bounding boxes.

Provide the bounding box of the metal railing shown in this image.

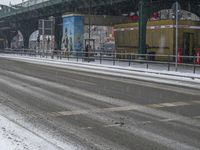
[0,48,200,74]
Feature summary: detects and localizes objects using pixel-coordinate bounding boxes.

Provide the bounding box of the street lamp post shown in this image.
[175,1,179,72]
[88,0,91,46]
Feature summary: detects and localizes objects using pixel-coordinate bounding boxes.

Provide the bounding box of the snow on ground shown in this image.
[0,54,200,89]
[0,101,81,150]
[0,114,61,150]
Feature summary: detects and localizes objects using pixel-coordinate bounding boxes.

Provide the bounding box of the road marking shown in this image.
[148,101,190,108]
[147,104,165,108]
[161,103,177,107]
[159,118,178,122]
[81,126,93,130]
[49,101,199,117]
[49,105,139,117]
[104,124,121,128]
[193,116,200,119]
[192,101,200,104]
[172,101,191,106]
[81,124,122,130]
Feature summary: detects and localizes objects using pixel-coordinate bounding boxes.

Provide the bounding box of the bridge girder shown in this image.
[0,5,15,16]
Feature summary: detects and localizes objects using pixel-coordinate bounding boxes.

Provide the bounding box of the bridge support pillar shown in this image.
[18,21,38,49]
[22,32,32,49]
[4,30,17,48]
[138,0,151,55]
[55,17,63,50]
[7,38,11,48]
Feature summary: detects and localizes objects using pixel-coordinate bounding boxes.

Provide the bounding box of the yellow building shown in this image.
[114,20,200,60]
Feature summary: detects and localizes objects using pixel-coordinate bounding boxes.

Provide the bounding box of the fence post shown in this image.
[88,51,90,63]
[146,63,149,69]
[60,51,62,60]
[146,54,149,69]
[113,54,115,66]
[174,55,178,71]
[193,55,196,74]
[82,51,84,62]
[100,52,102,64]
[129,54,131,66]
[168,55,170,71]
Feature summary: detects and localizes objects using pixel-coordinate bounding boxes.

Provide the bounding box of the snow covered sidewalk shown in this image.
[0,115,62,150]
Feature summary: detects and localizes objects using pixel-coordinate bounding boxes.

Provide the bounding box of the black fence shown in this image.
[1,48,200,74]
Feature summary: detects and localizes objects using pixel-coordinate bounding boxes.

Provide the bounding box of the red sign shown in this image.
[196,48,200,64]
[129,15,139,21]
[178,48,182,64]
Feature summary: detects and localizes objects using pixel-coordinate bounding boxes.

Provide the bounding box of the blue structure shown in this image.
[62,14,84,54]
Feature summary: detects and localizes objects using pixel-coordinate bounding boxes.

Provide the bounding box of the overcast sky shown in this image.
[0,0,26,6]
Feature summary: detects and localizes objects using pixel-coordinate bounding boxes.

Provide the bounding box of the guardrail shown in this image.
[0,48,200,74]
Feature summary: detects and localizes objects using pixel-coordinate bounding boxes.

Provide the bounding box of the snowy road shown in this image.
[0,57,200,150]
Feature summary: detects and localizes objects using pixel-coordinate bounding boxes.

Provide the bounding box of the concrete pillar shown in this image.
[23,33,31,48]
[5,30,16,48]
[18,20,38,49]
[20,29,35,49]
[55,17,63,50]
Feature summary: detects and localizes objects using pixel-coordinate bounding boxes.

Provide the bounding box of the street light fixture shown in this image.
[88,0,91,46]
[175,2,179,71]
[172,1,181,71]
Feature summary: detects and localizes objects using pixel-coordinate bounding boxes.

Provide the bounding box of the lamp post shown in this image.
[88,0,91,46]
[172,1,181,71]
[175,1,179,71]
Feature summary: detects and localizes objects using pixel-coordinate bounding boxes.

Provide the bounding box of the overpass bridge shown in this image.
[0,0,199,52]
[0,0,132,20]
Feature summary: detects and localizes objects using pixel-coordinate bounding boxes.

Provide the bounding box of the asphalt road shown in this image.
[0,57,200,150]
